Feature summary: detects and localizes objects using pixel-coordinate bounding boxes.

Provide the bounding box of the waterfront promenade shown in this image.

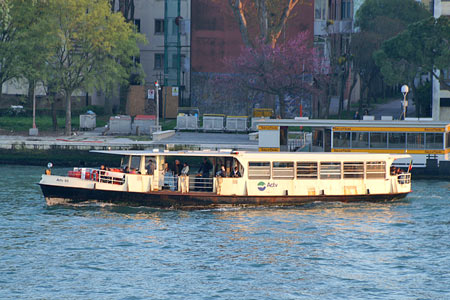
[0,130,258,151]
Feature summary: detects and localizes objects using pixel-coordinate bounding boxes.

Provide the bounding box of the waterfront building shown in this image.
[255,118,450,175]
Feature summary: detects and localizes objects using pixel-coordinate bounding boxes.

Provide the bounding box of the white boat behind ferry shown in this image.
[39,150,412,209]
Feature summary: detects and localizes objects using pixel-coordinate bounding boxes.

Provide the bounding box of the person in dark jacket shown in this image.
[174,159,182,176]
[232,166,241,177]
[197,158,212,178]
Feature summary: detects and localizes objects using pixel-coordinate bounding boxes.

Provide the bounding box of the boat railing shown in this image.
[397,173,411,185]
[67,168,126,185]
[189,176,214,192]
[162,173,178,191]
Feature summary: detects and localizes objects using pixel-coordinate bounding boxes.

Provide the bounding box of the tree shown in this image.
[355,0,430,32]
[218,32,328,117]
[352,0,430,110]
[225,0,311,48]
[0,0,37,101]
[43,0,145,135]
[375,16,450,91]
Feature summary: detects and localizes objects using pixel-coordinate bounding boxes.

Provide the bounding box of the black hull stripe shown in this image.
[40,184,409,209]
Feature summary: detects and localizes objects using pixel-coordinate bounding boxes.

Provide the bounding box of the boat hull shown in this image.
[40,183,409,209]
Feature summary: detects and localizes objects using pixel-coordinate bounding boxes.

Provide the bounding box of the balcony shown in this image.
[325,19,353,35]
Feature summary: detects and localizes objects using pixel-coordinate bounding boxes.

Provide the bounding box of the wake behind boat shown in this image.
[39,150,412,209]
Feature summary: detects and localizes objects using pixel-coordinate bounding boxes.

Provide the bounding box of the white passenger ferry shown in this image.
[39,150,412,209]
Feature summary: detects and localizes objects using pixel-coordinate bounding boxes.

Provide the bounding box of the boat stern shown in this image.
[39,174,96,205]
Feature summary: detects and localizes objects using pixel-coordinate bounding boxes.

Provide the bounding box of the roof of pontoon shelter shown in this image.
[253,118,450,129]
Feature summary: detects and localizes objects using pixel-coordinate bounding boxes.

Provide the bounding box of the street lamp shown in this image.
[401,85,409,120]
[155,81,160,131]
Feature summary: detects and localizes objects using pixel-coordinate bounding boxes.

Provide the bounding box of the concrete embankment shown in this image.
[0,132,258,167]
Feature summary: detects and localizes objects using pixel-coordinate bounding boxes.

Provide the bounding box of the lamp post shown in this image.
[155,81,160,131]
[29,80,38,136]
[401,85,409,120]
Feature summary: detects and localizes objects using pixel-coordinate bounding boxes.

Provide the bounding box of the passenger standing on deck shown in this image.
[163,162,171,174]
[181,162,189,175]
[197,158,212,178]
[146,160,155,175]
[174,159,182,176]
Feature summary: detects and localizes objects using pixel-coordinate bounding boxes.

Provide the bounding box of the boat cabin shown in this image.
[78,150,411,197]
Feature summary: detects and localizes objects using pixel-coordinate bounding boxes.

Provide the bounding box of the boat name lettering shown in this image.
[56,178,69,183]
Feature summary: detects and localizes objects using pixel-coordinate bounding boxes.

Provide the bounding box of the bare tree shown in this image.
[226,0,311,48]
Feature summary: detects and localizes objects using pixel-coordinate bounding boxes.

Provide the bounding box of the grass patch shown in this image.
[115,135,153,141]
[161,119,176,131]
[0,115,108,132]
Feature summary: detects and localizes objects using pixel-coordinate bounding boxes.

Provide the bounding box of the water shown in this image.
[1,165,449,300]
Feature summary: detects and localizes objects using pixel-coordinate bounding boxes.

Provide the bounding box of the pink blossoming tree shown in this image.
[217,31,329,118]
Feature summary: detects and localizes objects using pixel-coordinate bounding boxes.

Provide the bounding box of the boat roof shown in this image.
[91,149,411,161]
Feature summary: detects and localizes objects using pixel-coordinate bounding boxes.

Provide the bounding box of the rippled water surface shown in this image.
[1,165,449,299]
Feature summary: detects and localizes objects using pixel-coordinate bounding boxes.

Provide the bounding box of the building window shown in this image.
[134,19,141,33]
[425,133,443,150]
[333,132,350,148]
[341,0,351,19]
[351,132,369,149]
[443,68,450,84]
[315,0,327,20]
[388,133,406,149]
[447,132,450,148]
[370,132,387,149]
[154,53,164,69]
[407,133,425,149]
[155,19,164,34]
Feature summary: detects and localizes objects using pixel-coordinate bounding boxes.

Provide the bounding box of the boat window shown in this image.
[120,156,129,169]
[407,133,425,149]
[333,132,350,148]
[366,161,385,179]
[248,162,271,179]
[320,162,341,179]
[343,162,364,179]
[447,132,450,148]
[296,162,318,179]
[370,132,387,148]
[272,162,294,179]
[130,156,141,171]
[426,133,443,149]
[388,133,406,149]
[351,132,368,148]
